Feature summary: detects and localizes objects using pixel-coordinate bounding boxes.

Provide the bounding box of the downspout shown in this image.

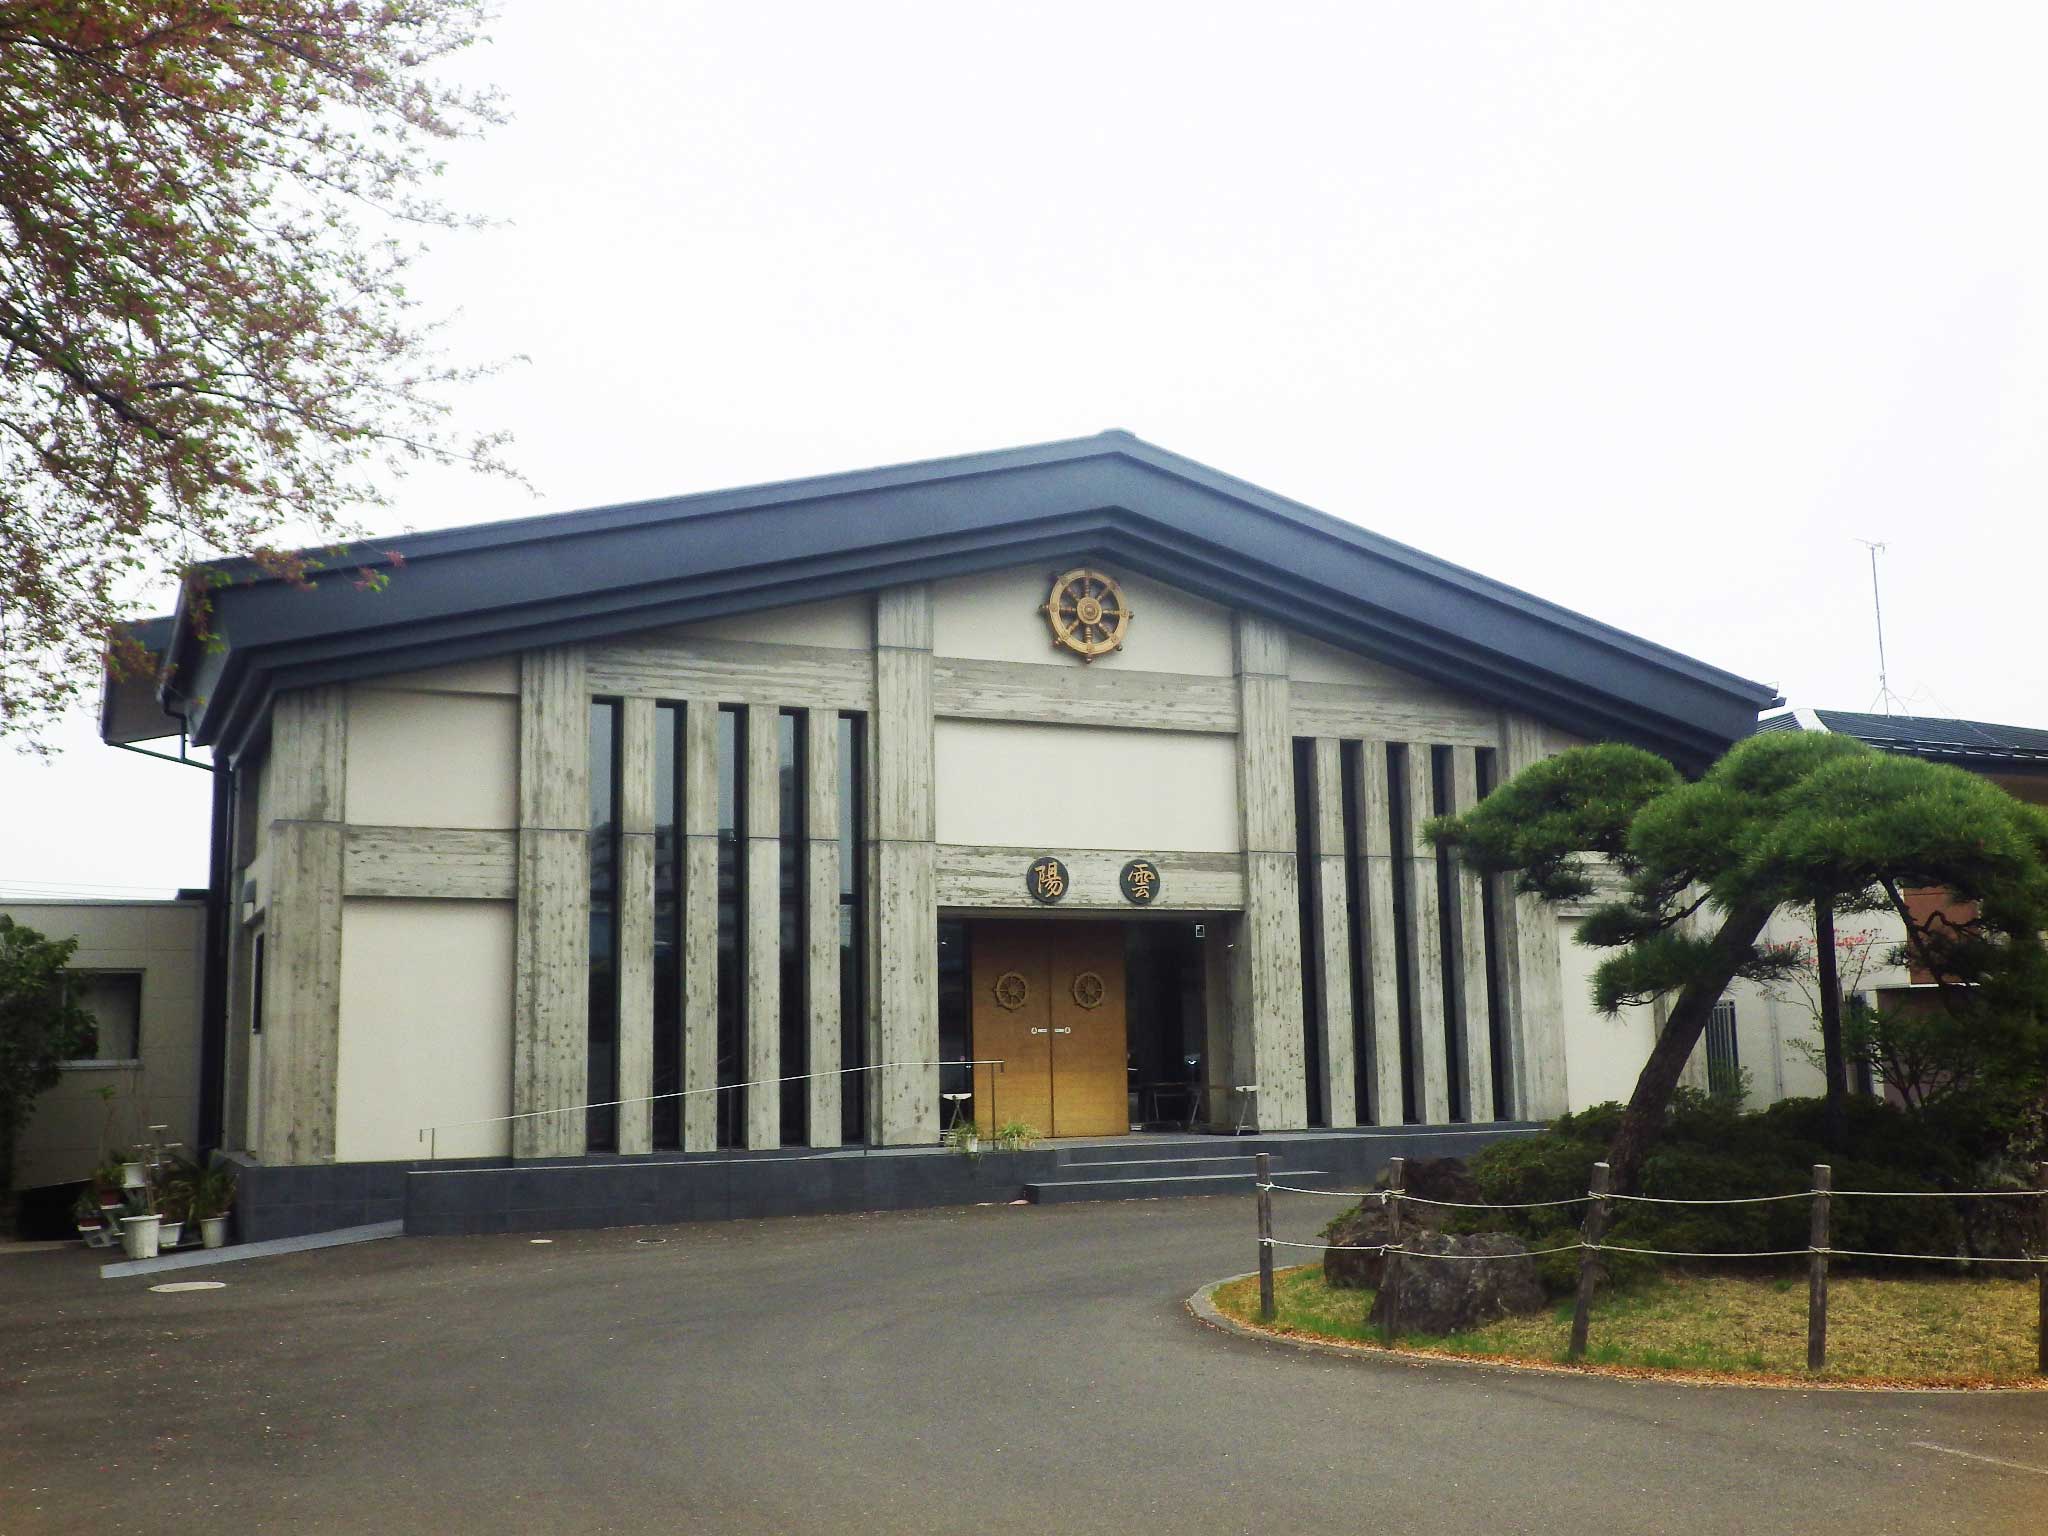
[196,754,232,1154]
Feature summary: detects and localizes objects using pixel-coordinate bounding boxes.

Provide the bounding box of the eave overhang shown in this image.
[135,431,1780,771]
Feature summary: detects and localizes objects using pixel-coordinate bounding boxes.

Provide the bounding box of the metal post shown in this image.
[1380,1156,1406,1344]
[1568,1161,1611,1362]
[1255,1151,1275,1322]
[1807,1163,1832,1372]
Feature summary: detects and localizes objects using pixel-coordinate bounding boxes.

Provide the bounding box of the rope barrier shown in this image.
[1606,1191,1810,1206]
[1265,1233,2046,1265]
[1827,1188,2048,1200]
[1396,1192,1594,1212]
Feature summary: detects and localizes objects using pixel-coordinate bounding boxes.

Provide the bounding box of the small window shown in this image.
[68,972,143,1062]
[1704,999,1741,1099]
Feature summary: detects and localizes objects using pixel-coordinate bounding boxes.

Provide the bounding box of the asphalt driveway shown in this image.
[2,1194,2044,1534]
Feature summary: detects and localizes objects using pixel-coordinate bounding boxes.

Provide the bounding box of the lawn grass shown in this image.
[1210,1264,2046,1387]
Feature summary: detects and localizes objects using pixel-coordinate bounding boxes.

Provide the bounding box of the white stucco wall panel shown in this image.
[658,594,873,651]
[344,687,519,830]
[930,567,1236,676]
[372,656,521,695]
[1556,913,1662,1112]
[1285,634,1433,690]
[933,719,1240,852]
[335,898,515,1161]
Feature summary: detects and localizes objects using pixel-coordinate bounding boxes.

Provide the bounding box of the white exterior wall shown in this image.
[4,900,205,1189]
[335,662,520,1156]
[335,899,516,1161]
[931,567,1236,674]
[1555,910,1661,1112]
[932,720,1240,852]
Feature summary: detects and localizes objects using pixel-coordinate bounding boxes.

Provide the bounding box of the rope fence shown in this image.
[1247,1151,2048,1374]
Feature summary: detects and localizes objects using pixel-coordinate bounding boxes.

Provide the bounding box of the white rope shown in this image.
[1398,1192,1594,1212]
[1828,1188,2048,1200]
[1259,1183,1588,1209]
[1606,1191,1810,1206]
[1261,1238,1585,1260]
[1597,1242,1819,1259]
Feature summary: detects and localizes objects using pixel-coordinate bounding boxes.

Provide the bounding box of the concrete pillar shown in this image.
[616,697,657,1154]
[743,705,782,1149]
[514,646,591,1158]
[1350,742,1405,1125]
[804,709,843,1148]
[1447,746,1496,1123]
[1232,614,1307,1131]
[1398,743,1452,1124]
[1497,713,1568,1119]
[1306,738,1357,1126]
[680,699,719,1152]
[258,685,347,1165]
[872,586,939,1145]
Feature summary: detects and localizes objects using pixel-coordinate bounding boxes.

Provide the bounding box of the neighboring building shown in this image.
[92,432,1776,1181]
[4,897,206,1189]
[1702,708,2048,1109]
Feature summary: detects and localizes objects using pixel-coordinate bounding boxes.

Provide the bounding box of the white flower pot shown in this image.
[120,1213,162,1260]
[199,1216,228,1250]
[157,1220,184,1249]
[120,1162,145,1191]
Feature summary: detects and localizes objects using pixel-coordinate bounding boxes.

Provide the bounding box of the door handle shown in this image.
[1029,1027,1050,1035]
[1052,1027,1073,1035]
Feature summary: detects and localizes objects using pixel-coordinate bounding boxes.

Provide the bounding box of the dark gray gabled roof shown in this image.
[134,430,1780,767]
[1766,708,2048,769]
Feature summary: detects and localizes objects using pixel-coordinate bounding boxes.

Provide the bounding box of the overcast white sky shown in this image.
[6,2,2046,898]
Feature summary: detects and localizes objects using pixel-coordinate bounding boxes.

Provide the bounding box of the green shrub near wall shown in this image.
[1422,1091,2031,1293]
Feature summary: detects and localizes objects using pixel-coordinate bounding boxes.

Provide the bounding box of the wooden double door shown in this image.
[970,922,1128,1139]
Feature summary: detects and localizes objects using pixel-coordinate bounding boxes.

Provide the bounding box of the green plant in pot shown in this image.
[991,1121,1039,1153]
[190,1165,235,1249]
[943,1120,983,1157]
[72,1189,114,1248]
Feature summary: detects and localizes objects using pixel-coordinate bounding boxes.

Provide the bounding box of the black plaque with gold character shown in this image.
[1119,859,1161,905]
[1026,856,1069,904]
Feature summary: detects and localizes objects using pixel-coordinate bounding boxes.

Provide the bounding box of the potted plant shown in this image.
[118,1149,146,1192]
[943,1120,982,1158]
[992,1120,1040,1153]
[119,1200,161,1260]
[156,1184,189,1250]
[191,1164,235,1249]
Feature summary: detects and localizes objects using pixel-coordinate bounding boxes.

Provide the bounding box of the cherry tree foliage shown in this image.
[0,2,514,742]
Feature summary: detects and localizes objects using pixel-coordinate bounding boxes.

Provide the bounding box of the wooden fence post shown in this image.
[2036,1161,2046,1377]
[1255,1152,1275,1323]
[1807,1163,1831,1373]
[1380,1156,1406,1344]
[1568,1161,1611,1362]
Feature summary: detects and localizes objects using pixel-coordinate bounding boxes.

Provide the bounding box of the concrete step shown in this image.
[1055,1138,1233,1166]
[1024,1170,1331,1205]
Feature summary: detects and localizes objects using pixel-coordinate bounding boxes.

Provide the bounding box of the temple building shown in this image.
[95,432,1777,1220]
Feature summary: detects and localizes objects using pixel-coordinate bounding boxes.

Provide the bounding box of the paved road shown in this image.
[3,1195,2044,1534]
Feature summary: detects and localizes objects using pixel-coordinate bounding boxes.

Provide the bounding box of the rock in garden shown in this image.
[1365,1231,1546,1336]
[1321,1157,1484,1290]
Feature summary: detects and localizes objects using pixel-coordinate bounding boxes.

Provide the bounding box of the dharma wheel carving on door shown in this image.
[1042,568,1131,662]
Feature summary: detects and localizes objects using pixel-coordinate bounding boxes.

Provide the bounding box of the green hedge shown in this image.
[1436,1092,2033,1292]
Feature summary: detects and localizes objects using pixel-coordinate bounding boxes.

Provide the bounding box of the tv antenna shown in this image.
[1857,538,1903,716]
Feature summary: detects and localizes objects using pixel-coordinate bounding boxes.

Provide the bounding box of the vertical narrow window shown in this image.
[588,699,621,1151]
[250,933,266,1037]
[838,713,867,1144]
[1431,746,1464,1124]
[716,705,746,1148]
[652,703,683,1149]
[1705,999,1741,1099]
[1340,740,1372,1122]
[1386,744,1418,1123]
[778,709,807,1144]
[1291,738,1326,1127]
[1476,747,1509,1120]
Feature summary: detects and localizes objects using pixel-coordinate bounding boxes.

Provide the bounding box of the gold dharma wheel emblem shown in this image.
[1043,568,1131,663]
[1071,971,1106,1010]
[993,971,1030,1012]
